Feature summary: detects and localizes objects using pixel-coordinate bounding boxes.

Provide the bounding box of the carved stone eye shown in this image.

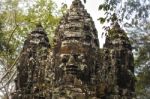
[85,35,91,43]
[62,57,67,63]
[78,53,83,58]
[61,55,69,63]
[73,54,79,61]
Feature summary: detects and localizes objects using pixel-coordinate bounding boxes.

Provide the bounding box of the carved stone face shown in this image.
[60,54,87,75]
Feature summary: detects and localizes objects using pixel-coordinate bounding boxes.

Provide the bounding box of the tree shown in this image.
[94,0,150,98]
[0,0,64,98]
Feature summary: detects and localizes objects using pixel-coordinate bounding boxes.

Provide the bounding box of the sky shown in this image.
[54,0,105,47]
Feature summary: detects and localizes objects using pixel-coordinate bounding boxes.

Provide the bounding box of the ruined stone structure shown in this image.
[12,24,52,98]
[101,22,135,99]
[51,0,100,98]
[12,0,135,99]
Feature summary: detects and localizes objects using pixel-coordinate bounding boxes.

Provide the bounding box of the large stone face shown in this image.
[12,0,135,99]
[102,22,135,99]
[52,0,100,98]
[12,24,51,99]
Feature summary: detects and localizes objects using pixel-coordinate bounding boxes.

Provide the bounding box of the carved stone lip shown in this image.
[66,64,77,67]
[66,64,78,70]
[66,64,78,74]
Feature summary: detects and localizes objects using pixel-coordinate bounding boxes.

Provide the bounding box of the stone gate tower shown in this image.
[52,0,100,98]
[12,24,51,98]
[12,0,135,99]
[102,22,135,99]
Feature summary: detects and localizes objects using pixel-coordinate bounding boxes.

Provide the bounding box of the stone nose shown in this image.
[66,55,78,75]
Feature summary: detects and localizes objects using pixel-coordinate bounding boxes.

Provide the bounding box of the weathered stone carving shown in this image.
[52,0,100,98]
[101,22,135,99]
[12,24,51,99]
[12,0,135,99]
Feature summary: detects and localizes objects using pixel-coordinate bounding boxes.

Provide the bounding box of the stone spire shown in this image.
[12,24,51,98]
[52,0,100,98]
[11,0,135,98]
[102,22,135,98]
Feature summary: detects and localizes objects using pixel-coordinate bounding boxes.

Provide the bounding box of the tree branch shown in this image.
[7,25,18,45]
[0,52,21,83]
[0,70,17,91]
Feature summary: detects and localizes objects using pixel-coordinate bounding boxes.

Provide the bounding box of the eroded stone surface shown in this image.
[12,24,51,99]
[52,0,100,98]
[100,22,135,99]
[12,0,135,99]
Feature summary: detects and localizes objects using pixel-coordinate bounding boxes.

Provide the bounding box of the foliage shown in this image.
[97,0,150,26]
[0,0,150,98]
[0,0,63,98]
[135,35,150,99]
[94,0,150,98]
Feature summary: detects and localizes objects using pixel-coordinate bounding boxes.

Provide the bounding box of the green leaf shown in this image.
[98,17,106,24]
[98,4,104,10]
